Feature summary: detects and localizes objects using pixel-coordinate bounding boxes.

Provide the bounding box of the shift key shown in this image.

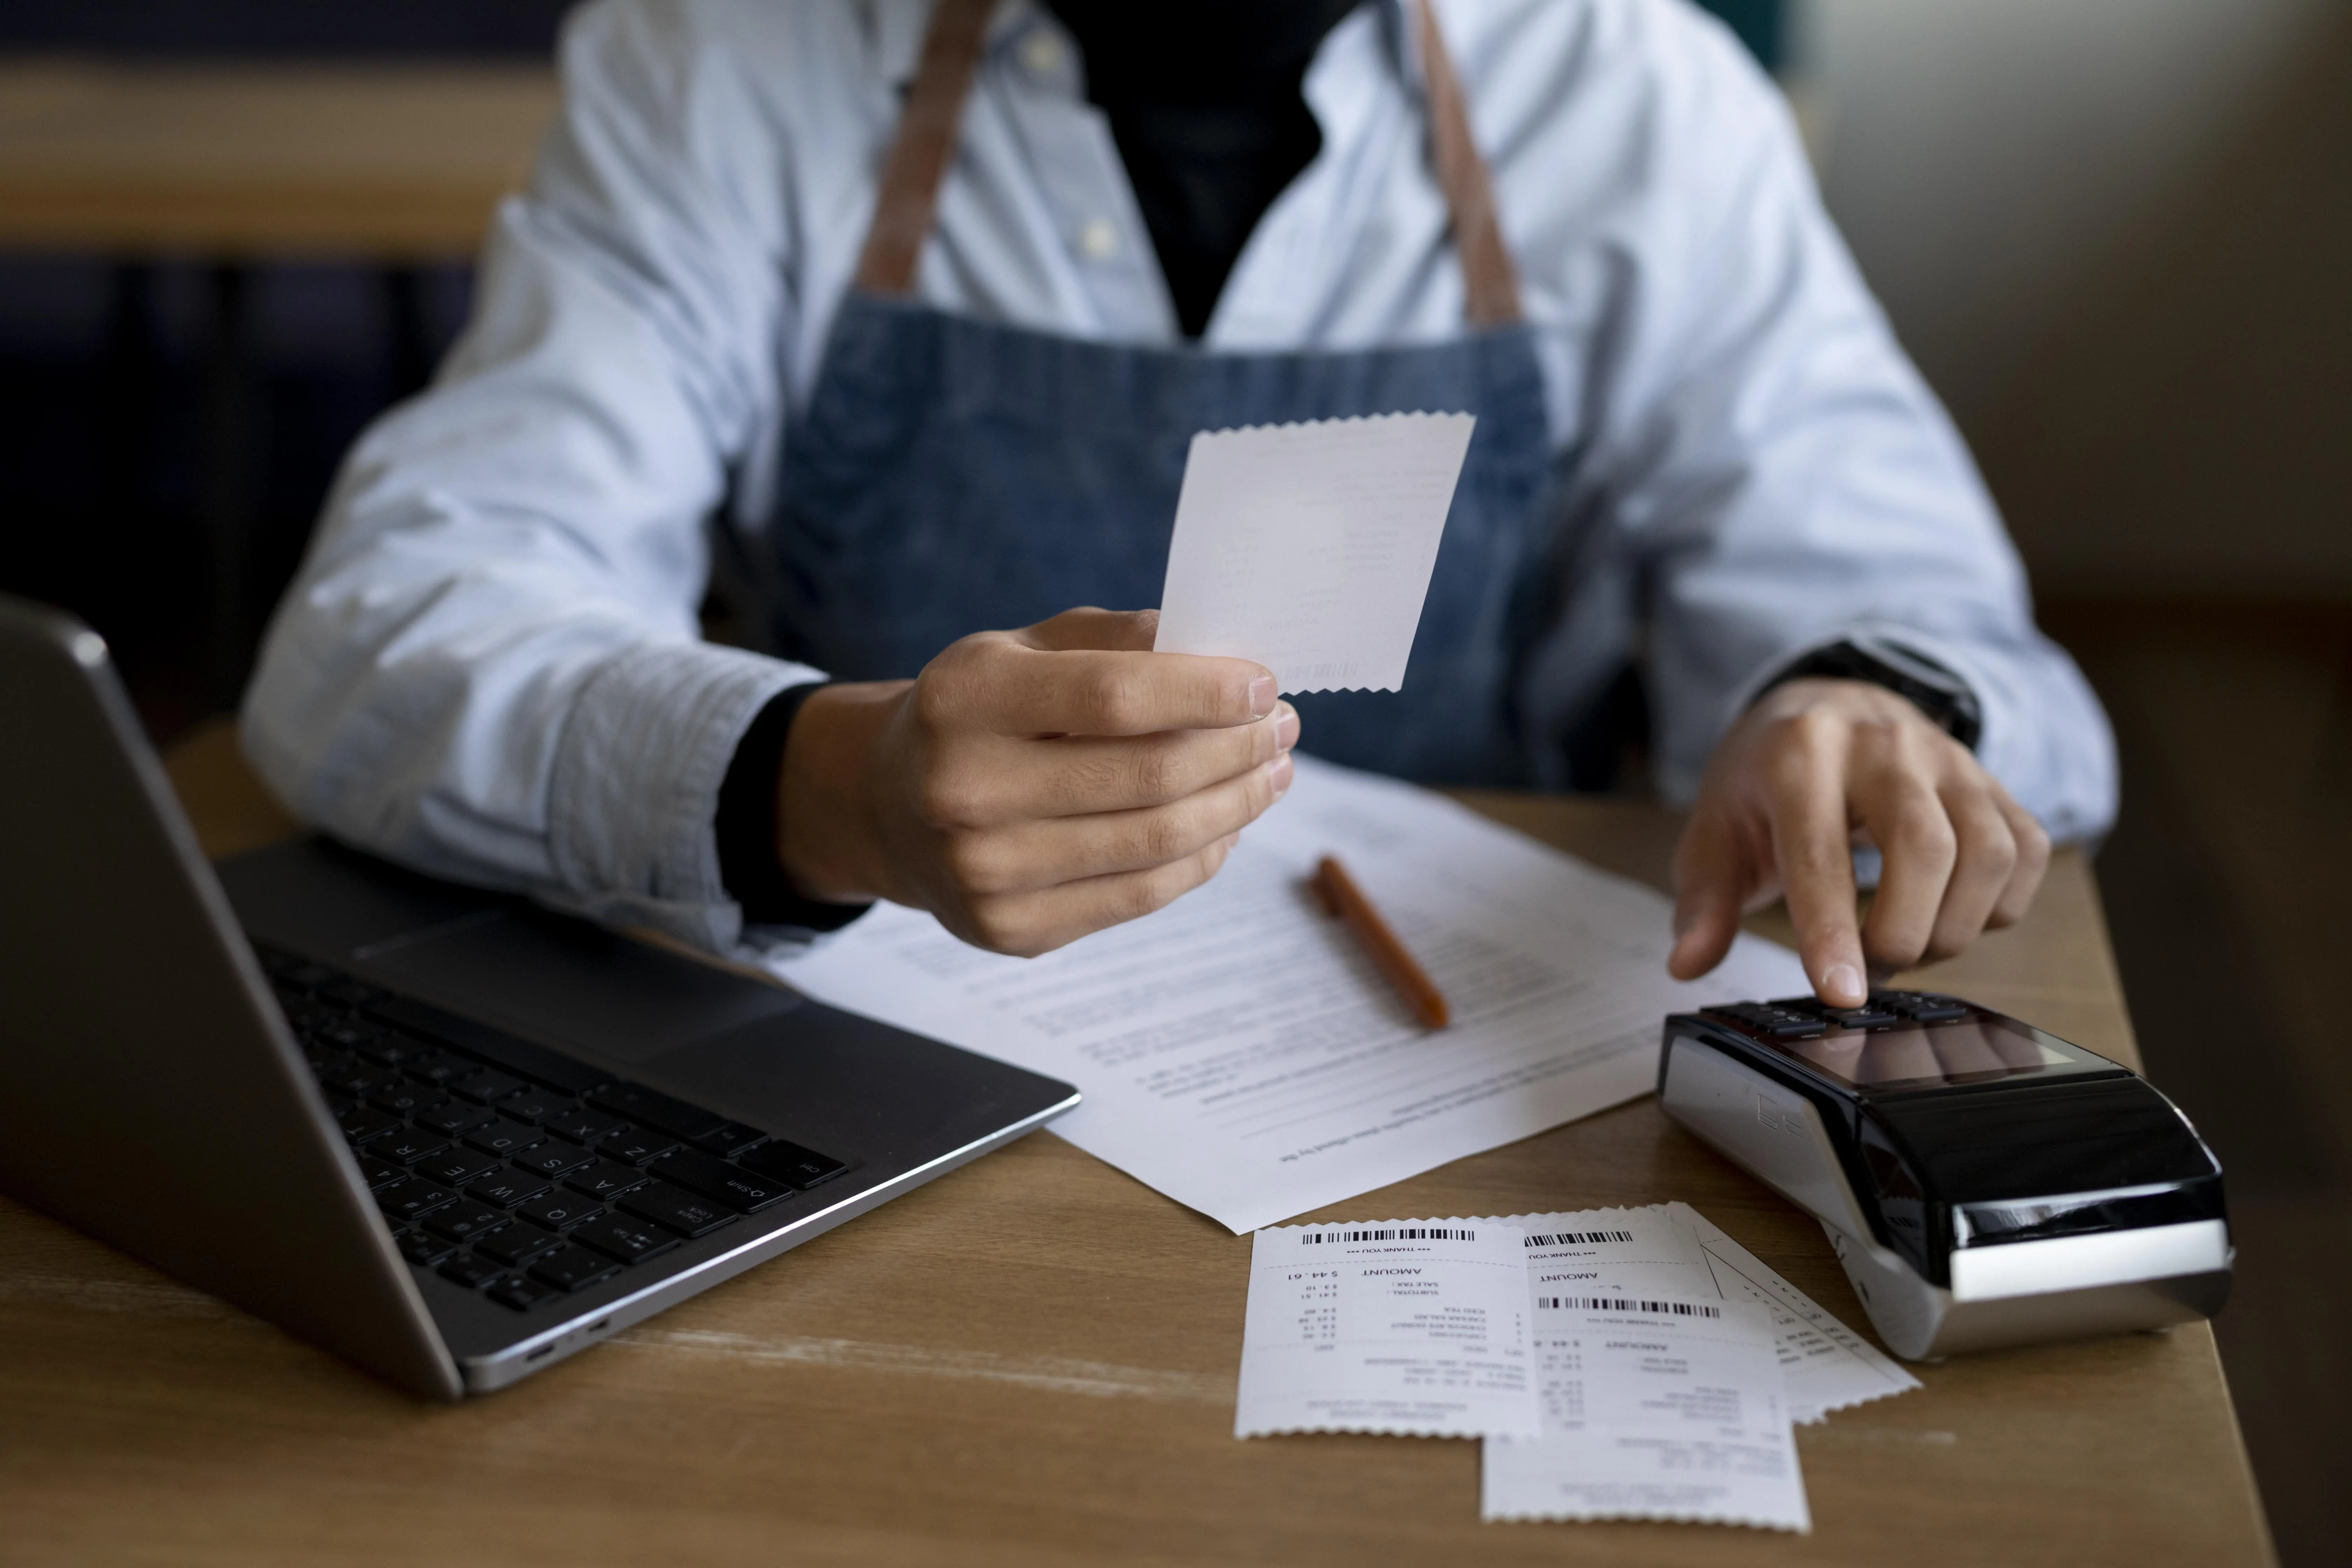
[617,1179,739,1239]
[652,1149,795,1213]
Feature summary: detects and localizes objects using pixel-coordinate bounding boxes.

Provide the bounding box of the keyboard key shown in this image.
[588,1082,724,1142]
[563,1160,652,1201]
[448,1069,531,1106]
[350,1031,427,1068]
[498,1089,576,1126]
[377,1132,453,1167]
[652,1148,794,1213]
[571,1215,678,1266]
[462,1119,546,1158]
[598,1128,681,1167]
[466,1170,553,1209]
[366,995,616,1095]
[398,1231,457,1267]
[412,1149,502,1188]
[356,1153,407,1190]
[337,1106,401,1146]
[423,1200,511,1243]
[404,1051,476,1085]
[289,1003,343,1038]
[488,1274,564,1311]
[313,1020,377,1051]
[516,1192,604,1232]
[476,1223,565,1267]
[689,1121,770,1158]
[737,1138,849,1190]
[510,1142,595,1180]
[545,1106,630,1146]
[367,1084,446,1119]
[528,1244,620,1293]
[318,1064,394,1099]
[618,1179,739,1239]
[413,1100,496,1138]
[438,1254,504,1290]
[375,1177,458,1223]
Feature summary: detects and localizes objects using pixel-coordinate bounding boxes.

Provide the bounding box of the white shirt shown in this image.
[242,0,2116,954]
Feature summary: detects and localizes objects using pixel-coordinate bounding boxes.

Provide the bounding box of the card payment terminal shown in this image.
[1659,992,2231,1360]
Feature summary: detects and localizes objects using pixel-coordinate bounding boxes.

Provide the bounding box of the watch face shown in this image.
[1755,1016,2118,1094]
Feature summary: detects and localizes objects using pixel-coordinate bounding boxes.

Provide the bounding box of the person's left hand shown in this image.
[1665,677,2051,1007]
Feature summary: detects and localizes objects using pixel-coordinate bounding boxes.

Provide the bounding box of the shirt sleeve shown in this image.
[239,0,830,954]
[1538,4,2115,845]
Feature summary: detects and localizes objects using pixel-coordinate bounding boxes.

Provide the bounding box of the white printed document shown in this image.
[1153,413,1475,693]
[1482,1293,1809,1530]
[1236,1220,1539,1439]
[766,757,1808,1233]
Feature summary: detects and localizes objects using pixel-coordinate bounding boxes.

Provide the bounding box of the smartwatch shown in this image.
[1755,635,1983,751]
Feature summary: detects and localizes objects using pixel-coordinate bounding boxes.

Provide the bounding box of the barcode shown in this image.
[1302,1227,1476,1244]
[1538,1296,1721,1317]
[1522,1230,1633,1247]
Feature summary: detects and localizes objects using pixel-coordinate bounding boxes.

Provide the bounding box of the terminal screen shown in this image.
[1763,1017,2115,1093]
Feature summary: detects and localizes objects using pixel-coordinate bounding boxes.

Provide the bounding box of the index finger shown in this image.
[990,647,1277,737]
[1767,750,1870,1008]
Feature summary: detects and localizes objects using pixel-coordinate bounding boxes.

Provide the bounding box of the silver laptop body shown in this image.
[0,594,1079,1399]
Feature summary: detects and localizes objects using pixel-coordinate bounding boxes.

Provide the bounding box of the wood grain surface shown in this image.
[0,61,554,257]
[0,722,2274,1566]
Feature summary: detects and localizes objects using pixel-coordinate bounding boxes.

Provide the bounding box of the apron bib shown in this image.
[757,0,1558,785]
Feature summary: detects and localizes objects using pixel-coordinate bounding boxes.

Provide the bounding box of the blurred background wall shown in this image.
[1,2,2344,1559]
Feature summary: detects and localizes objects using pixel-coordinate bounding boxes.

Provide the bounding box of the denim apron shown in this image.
[758,0,1556,785]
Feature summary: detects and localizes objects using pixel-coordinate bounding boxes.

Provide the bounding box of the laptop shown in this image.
[0,594,1080,1400]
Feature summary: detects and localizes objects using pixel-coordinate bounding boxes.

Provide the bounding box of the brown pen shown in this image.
[1308,854,1451,1030]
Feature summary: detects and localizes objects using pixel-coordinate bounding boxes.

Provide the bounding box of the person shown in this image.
[242,0,2115,1010]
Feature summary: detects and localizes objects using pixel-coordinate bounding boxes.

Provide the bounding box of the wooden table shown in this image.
[0,59,556,257]
[0,723,2275,1566]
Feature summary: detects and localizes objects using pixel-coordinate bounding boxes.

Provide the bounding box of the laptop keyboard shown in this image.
[256,947,849,1313]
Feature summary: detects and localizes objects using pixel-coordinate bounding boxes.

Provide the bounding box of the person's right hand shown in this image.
[775,608,1297,956]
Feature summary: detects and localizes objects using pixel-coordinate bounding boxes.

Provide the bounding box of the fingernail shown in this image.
[1274,702,1300,750]
[1268,752,1294,799]
[1247,674,1278,717]
[1822,963,1863,1003]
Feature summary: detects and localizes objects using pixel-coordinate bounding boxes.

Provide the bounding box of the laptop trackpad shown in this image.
[361,909,802,1067]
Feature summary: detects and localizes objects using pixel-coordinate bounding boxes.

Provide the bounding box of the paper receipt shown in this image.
[1667,1203,1921,1423]
[1154,413,1475,693]
[1482,1294,1810,1531]
[1236,1219,1539,1439]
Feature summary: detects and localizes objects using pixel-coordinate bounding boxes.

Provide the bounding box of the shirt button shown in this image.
[1077,218,1119,260]
[1021,30,1065,78]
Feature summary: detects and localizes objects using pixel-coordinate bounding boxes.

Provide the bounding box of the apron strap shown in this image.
[1413,0,1523,327]
[854,0,1524,328]
[854,0,997,295]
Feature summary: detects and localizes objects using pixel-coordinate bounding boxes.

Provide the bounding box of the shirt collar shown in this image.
[867,0,1415,94]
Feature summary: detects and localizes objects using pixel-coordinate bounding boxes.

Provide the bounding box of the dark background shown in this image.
[1,4,2343,1562]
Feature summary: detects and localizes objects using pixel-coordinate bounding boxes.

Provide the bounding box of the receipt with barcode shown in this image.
[1483,1293,1809,1531]
[1154,413,1474,693]
[1236,1219,1539,1438]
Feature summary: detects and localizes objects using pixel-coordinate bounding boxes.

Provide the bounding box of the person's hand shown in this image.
[776,608,1296,956]
[1666,677,2050,1007]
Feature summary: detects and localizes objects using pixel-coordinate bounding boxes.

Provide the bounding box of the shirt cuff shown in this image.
[543,639,817,952]
[714,682,876,934]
